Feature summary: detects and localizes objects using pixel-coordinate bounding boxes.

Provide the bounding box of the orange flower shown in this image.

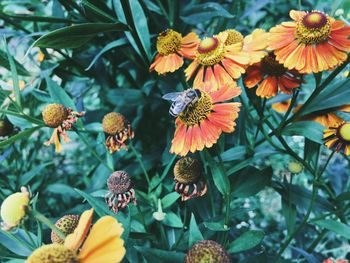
[170,83,241,156]
[244,53,302,98]
[150,29,199,74]
[295,104,350,127]
[27,209,125,263]
[324,122,350,155]
[272,99,292,113]
[269,10,350,73]
[323,259,348,263]
[185,29,268,91]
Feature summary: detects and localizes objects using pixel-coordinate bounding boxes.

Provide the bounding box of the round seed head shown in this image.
[102,112,126,136]
[51,215,80,244]
[185,240,231,263]
[42,104,68,128]
[27,244,78,263]
[107,171,132,195]
[174,157,202,184]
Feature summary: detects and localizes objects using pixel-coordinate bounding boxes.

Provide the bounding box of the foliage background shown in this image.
[0,0,350,262]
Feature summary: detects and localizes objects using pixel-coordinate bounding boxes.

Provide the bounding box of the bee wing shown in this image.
[162,92,183,101]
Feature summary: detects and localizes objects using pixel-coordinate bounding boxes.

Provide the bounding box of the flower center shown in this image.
[174,157,202,184]
[178,90,212,126]
[296,11,331,44]
[339,123,350,141]
[261,54,286,76]
[224,29,244,45]
[27,244,78,263]
[156,29,182,56]
[107,171,132,195]
[196,37,225,66]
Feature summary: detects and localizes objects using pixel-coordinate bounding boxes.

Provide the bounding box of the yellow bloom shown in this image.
[0,187,30,230]
[324,122,350,155]
[27,209,126,263]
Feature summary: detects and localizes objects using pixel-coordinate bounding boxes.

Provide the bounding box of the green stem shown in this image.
[277,89,299,132]
[129,142,150,186]
[29,210,65,241]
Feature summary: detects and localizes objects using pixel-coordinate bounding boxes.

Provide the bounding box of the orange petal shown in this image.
[185,61,199,81]
[78,216,125,263]
[65,209,94,251]
[244,64,263,88]
[289,10,306,21]
[256,76,278,98]
[210,83,241,103]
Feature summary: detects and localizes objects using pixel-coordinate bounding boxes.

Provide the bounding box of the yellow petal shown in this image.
[64,209,94,251]
[78,216,125,263]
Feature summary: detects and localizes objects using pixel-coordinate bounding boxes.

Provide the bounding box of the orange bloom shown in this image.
[150,29,199,74]
[185,29,268,91]
[170,83,241,156]
[269,10,350,73]
[295,104,350,127]
[324,122,350,155]
[272,99,292,113]
[244,53,302,98]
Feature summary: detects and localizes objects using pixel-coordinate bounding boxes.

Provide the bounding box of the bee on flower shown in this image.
[150,29,200,74]
[42,103,85,153]
[268,10,350,73]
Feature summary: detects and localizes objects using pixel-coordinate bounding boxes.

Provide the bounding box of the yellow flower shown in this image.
[324,122,350,155]
[27,209,126,263]
[287,160,303,174]
[0,187,30,230]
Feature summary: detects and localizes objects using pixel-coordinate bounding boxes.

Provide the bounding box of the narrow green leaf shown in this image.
[0,126,42,148]
[282,121,324,144]
[161,192,180,209]
[163,212,183,228]
[20,162,53,185]
[0,49,30,76]
[45,77,76,110]
[134,247,185,263]
[205,151,229,195]
[228,230,265,253]
[33,23,128,49]
[313,219,350,239]
[189,214,203,246]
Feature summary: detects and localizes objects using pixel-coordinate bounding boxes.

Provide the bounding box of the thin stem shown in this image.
[29,210,65,241]
[129,142,150,186]
[277,90,299,132]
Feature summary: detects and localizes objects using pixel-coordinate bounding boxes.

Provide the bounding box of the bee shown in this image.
[162,89,201,117]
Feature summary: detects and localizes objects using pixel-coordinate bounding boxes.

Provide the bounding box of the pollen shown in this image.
[102,112,127,136]
[339,123,350,141]
[196,37,225,66]
[178,90,212,126]
[51,215,80,244]
[296,11,331,44]
[174,157,202,184]
[223,29,244,45]
[42,104,68,128]
[261,54,286,77]
[156,29,182,56]
[27,244,78,263]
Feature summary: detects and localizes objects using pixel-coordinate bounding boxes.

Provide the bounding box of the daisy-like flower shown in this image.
[295,105,350,127]
[102,112,134,154]
[185,29,268,91]
[324,122,350,155]
[0,187,30,231]
[149,29,199,74]
[173,157,207,201]
[269,10,350,73]
[51,215,80,244]
[170,83,241,156]
[104,171,137,213]
[27,209,126,263]
[42,103,84,153]
[185,240,231,263]
[244,53,302,98]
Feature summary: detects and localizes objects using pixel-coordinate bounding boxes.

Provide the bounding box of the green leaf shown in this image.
[313,219,350,239]
[281,198,297,235]
[33,23,128,49]
[134,247,185,263]
[282,121,324,144]
[161,192,180,209]
[20,162,53,185]
[189,214,203,246]
[205,151,230,195]
[0,49,30,76]
[231,166,272,198]
[86,38,128,70]
[0,126,42,148]
[301,78,350,115]
[304,139,320,171]
[228,230,264,253]
[163,212,183,228]
[45,77,76,110]
[203,221,229,232]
